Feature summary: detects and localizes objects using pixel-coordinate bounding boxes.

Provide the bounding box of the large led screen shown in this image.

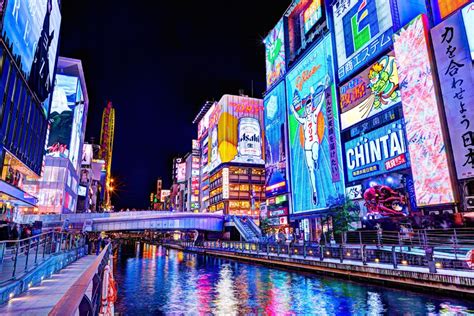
[286,36,344,214]
[393,14,455,206]
[2,0,62,115]
[339,52,401,130]
[207,95,265,172]
[285,0,327,64]
[69,82,85,172]
[47,74,81,162]
[344,115,410,183]
[265,19,286,88]
[332,0,393,81]
[432,9,474,180]
[264,81,288,197]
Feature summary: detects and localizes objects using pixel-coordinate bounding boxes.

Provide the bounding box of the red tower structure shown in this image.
[100,101,115,209]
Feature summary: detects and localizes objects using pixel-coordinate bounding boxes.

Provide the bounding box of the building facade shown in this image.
[0,0,62,221]
[25,57,89,214]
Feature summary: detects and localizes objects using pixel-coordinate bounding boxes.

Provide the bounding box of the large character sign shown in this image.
[286,36,344,214]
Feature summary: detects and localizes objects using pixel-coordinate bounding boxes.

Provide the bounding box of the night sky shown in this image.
[59,1,290,209]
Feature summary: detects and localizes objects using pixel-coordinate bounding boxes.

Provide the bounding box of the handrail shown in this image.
[0,231,54,244]
[49,243,111,316]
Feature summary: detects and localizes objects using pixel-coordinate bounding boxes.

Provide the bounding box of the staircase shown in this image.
[231,216,262,242]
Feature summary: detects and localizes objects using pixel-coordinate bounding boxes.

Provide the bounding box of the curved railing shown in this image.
[49,243,112,316]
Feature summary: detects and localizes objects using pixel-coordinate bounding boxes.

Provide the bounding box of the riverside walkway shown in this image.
[0,255,97,315]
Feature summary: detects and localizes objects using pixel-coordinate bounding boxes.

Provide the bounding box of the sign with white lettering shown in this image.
[344,118,409,182]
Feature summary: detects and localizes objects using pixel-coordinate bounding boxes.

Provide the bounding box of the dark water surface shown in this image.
[114,243,474,315]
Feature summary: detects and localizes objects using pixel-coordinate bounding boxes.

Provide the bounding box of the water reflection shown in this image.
[114,244,474,315]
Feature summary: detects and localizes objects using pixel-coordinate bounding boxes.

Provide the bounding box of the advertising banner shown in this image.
[462,4,474,60]
[264,81,288,197]
[433,0,470,20]
[176,162,186,183]
[332,0,393,81]
[47,74,81,162]
[286,36,344,214]
[393,14,455,206]
[265,19,286,88]
[207,95,265,171]
[345,118,409,182]
[361,172,410,217]
[432,9,474,180]
[285,0,327,64]
[339,52,401,130]
[3,0,62,114]
[160,190,170,202]
[81,144,93,166]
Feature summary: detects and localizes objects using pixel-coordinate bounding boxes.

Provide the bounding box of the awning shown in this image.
[0,180,38,207]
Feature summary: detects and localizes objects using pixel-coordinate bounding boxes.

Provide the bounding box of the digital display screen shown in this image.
[265,19,286,88]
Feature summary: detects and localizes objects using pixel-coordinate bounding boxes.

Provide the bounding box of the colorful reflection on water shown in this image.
[114,243,474,315]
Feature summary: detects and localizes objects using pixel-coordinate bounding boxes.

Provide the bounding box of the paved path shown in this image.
[0,255,97,316]
[0,250,52,285]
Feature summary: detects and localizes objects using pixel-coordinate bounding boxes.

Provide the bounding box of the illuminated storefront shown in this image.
[208,165,265,218]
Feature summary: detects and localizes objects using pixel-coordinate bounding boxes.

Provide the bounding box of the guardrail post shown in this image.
[12,241,20,278]
[339,245,343,263]
[266,243,269,256]
[362,244,367,265]
[43,233,48,259]
[453,229,458,260]
[303,242,307,258]
[277,244,280,256]
[288,244,291,257]
[320,245,324,261]
[24,238,32,271]
[34,236,40,265]
[392,246,398,269]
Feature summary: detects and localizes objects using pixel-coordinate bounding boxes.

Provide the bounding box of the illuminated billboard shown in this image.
[47,74,84,166]
[432,9,474,180]
[176,162,186,183]
[344,117,409,183]
[160,190,170,202]
[462,3,474,60]
[81,144,93,166]
[286,36,344,214]
[197,102,216,140]
[265,19,286,88]
[339,52,401,130]
[433,0,469,20]
[264,81,288,197]
[393,14,455,206]
[285,0,327,63]
[2,0,62,114]
[332,0,393,81]
[207,95,265,172]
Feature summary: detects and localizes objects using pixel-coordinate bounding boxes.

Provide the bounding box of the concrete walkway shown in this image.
[0,255,97,316]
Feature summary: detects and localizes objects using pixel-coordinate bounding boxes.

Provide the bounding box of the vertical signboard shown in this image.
[2,0,62,114]
[264,81,288,197]
[286,36,344,214]
[222,167,229,199]
[47,74,81,163]
[265,19,286,88]
[393,14,455,206]
[339,52,401,130]
[432,9,474,180]
[332,0,393,81]
[462,3,474,60]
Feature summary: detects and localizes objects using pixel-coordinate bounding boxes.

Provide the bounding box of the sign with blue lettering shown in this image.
[332,0,393,81]
[345,118,410,182]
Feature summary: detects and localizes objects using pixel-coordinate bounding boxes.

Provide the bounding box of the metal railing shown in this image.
[0,231,86,281]
[179,229,474,271]
[49,243,112,316]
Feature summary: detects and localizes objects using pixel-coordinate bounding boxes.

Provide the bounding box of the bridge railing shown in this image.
[182,234,473,271]
[49,243,112,316]
[0,231,86,283]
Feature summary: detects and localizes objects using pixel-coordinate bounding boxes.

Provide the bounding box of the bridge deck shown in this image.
[0,255,96,315]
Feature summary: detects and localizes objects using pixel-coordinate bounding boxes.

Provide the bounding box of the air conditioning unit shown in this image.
[465,196,474,210]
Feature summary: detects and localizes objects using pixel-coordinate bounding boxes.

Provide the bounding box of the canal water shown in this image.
[114,243,474,315]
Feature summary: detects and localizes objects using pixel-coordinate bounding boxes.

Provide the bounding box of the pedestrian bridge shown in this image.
[18,211,225,232]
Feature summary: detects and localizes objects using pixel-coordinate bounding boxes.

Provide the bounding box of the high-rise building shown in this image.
[0,0,62,220]
[197,94,266,220]
[25,57,89,214]
[100,101,115,210]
